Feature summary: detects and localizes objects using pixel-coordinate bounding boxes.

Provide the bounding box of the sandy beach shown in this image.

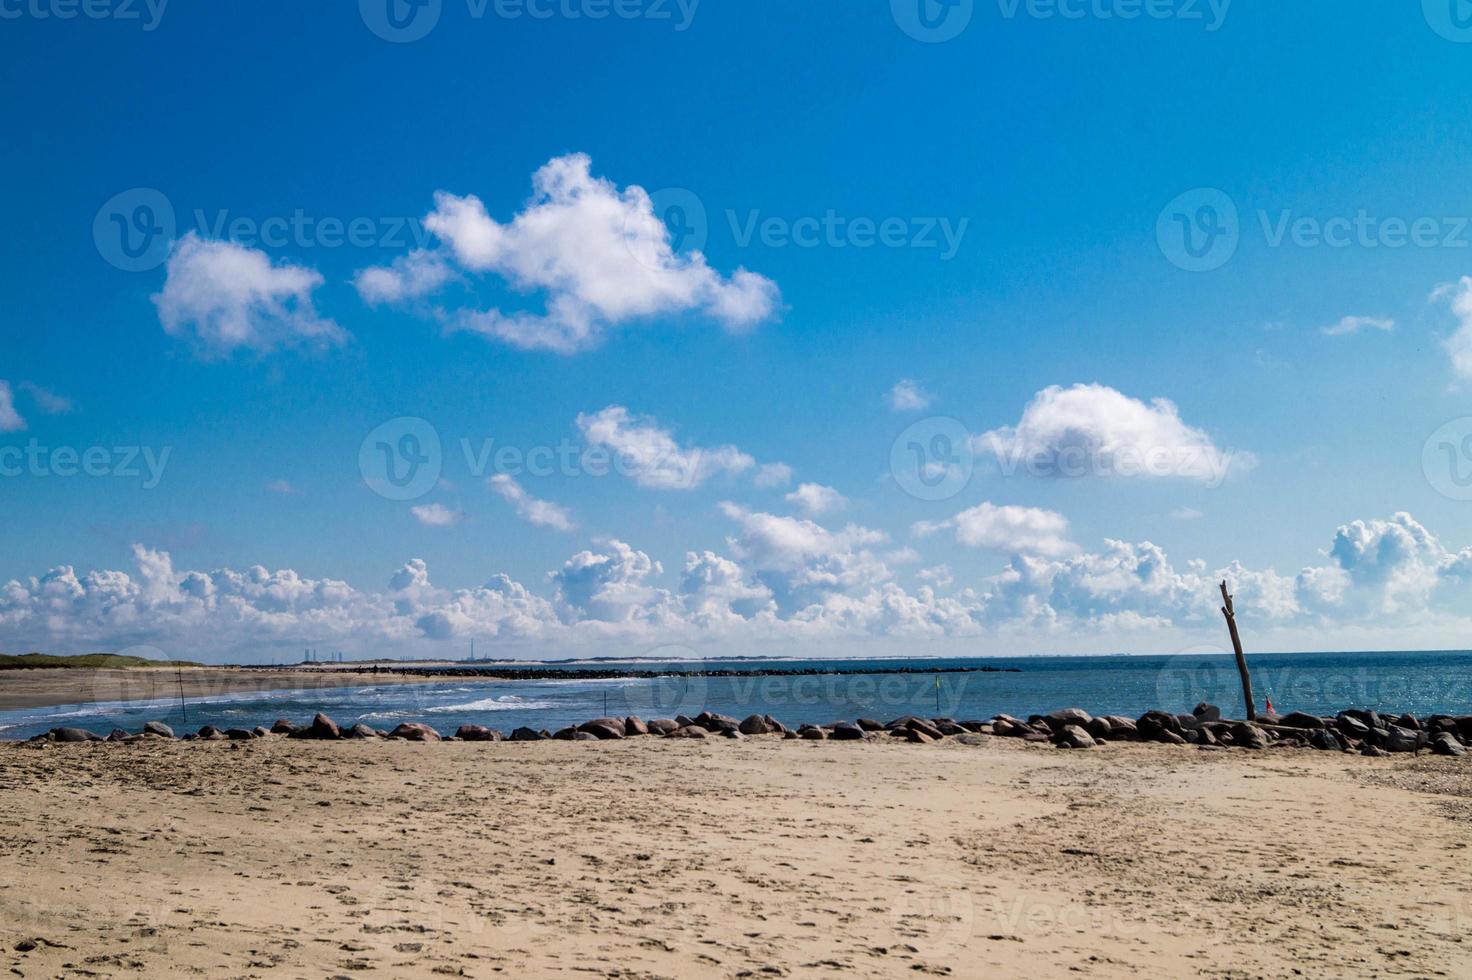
[0,667,446,713]
[2,735,1468,979]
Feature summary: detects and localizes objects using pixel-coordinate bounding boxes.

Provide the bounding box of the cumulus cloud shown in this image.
[887,379,933,412]
[976,384,1252,485]
[411,503,463,527]
[1432,277,1472,380]
[7,512,1472,661]
[914,502,1075,557]
[0,382,24,432]
[264,479,296,495]
[785,482,846,516]
[488,475,575,532]
[577,406,784,491]
[1321,315,1394,336]
[354,154,780,353]
[152,233,346,356]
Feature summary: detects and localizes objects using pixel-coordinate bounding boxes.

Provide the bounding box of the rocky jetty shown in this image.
[21,702,1472,759]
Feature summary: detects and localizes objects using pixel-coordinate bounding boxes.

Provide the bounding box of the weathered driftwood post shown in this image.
[1219,580,1256,721]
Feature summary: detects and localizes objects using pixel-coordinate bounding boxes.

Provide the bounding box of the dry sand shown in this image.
[0,667,443,712]
[1,736,1469,979]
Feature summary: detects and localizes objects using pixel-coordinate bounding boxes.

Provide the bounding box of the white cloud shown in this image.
[411,503,463,527]
[1432,277,1472,380]
[785,482,847,516]
[356,154,780,354]
[153,233,346,356]
[17,383,72,415]
[488,475,575,532]
[353,249,454,306]
[6,511,1472,660]
[577,405,783,491]
[753,462,794,488]
[0,382,24,432]
[914,501,1075,557]
[1321,315,1394,337]
[887,379,933,412]
[1171,507,1204,521]
[977,384,1252,486]
[264,479,296,495]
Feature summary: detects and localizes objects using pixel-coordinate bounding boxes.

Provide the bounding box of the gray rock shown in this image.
[720,727,744,739]
[799,726,827,740]
[1308,729,1343,751]
[645,719,679,736]
[1137,711,1183,740]
[196,725,227,741]
[143,721,175,739]
[1335,714,1370,738]
[669,725,708,739]
[1361,744,1390,757]
[577,719,626,740]
[510,726,547,741]
[307,713,341,740]
[1053,725,1096,749]
[1278,712,1326,730]
[1228,722,1269,750]
[107,728,130,742]
[856,718,885,732]
[1432,733,1466,757]
[387,723,441,742]
[738,714,772,736]
[831,722,865,741]
[932,718,966,736]
[1046,708,1093,730]
[624,716,649,736]
[347,723,379,739]
[454,725,502,742]
[269,719,298,735]
[51,727,103,743]
[906,728,935,744]
[224,728,256,740]
[1385,725,1424,753]
[1192,703,1222,722]
[571,731,599,741]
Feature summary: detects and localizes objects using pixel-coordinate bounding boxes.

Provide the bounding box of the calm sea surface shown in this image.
[4,651,1471,740]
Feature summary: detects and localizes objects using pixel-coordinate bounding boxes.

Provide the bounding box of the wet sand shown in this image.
[1,736,1469,978]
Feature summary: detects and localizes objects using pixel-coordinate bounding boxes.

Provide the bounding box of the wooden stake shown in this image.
[1219,580,1256,721]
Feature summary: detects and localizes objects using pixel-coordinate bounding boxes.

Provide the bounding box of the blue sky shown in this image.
[4,1,1472,661]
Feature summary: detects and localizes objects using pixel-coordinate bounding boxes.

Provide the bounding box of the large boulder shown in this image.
[738,714,772,736]
[1192,703,1222,723]
[454,725,502,742]
[270,719,298,735]
[1456,717,1472,740]
[1432,733,1466,757]
[1335,713,1370,738]
[1045,708,1093,731]
[799,726,827,741]
[225,728,256,741]
[1394,714,1421,731]
[51,727,103,743]
[1137,711,1183,741]
[856,718,885,732]
[197,725,227,741]
[624,716,649,736]
[1228,722,1269,750]
[932,718,966,736]
[645,719,679,736]
[387,723,441,742]
[695,712,740,733]
[578,718,626,740]
[143,721,174,739]
[1053,725,1096,749]
[1102,716,1138,738]
[1385,726,1424,753]
[669,725,708,739]
[906,728,935,744]
[347,723,379,739]
[510,726,547,741]
[307,713,341,740]
[764,715,788,735]
[830,722,865,741]
[1308,729,1343,752]
[1278,712,1326,730]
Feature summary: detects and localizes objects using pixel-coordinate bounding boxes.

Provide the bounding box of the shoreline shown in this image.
[0,667,451,713]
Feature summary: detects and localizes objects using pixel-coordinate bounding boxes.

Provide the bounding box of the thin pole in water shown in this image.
[935,674,941,715]
[176,664,188,725]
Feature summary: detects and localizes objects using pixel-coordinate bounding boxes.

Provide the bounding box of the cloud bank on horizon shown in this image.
[4,511,1471,662]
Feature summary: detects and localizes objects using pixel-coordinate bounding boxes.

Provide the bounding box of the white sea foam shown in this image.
[427,696,557,713]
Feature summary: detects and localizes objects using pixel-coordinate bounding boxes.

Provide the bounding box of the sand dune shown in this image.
[1,736,1468,978]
